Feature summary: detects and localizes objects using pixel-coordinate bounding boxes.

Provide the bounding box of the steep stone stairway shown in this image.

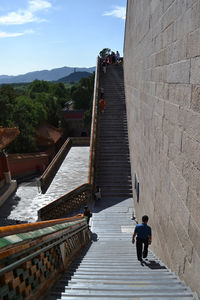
[47,65,196,300]
[48,198,195,299]
[96,65,132,198]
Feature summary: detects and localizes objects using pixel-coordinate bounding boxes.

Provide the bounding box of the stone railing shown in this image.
[40,138,72,193]
[38,57,100,220]
[88,56,100,191]
[39,137,90,194]
[38,183,92,221]
[0,216,90,300]
[70,137,90,146]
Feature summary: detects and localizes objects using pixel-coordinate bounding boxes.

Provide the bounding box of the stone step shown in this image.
[101,192,132,197]
[97,159,130,162]
[46,65,196,300]
[97,172,131,177]
[65,283,188,292]
[96,184,132,189]
[98,155,130,158]
[99,141,129,144]
[98,150,129,154]
[57,297,195,300]
[61,289,194,298]
[97,183,132,193]
[97,168,131,172]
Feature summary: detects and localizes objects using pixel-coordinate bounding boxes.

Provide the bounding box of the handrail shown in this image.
[0,217,90,300]
[40,138,72,193]
[0,214,83,238]
[0,223,88,275]
[88,56,100,188]
[38,183,92,220]
[0,219,85,260]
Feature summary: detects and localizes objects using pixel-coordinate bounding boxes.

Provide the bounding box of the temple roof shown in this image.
[0,127,20,150]
[36,123,63,146]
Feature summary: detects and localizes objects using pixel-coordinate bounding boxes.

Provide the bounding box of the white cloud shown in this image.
[0,29,34,38]
[29,0,52,12]
[0,31,24,38]
[103,6,126,20]
[0,0,52,25]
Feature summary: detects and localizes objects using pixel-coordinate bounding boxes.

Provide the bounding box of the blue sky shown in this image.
[0,0,126,75]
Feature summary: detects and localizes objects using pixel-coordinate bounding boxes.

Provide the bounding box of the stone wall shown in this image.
[124,0,200,296]
[8,152,49,179]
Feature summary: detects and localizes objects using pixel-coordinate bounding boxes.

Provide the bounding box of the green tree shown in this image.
[7,95,47,153]
[51,82,70,101]
[71,73,94,110]
[99,48,111,58]
[83,107,92,130]
[0,85,18,126]
[27,80,49,98]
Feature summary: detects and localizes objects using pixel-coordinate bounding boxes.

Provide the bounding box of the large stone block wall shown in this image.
[124,0,200,296]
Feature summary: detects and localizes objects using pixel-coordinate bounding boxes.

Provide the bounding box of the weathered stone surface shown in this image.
[187,187,200,227]
[174,1,200,40]
[182,132,200,169]
[169,181,190,227]
[168,84,191,108]
[169,160,188,203]
[155,49,166,66]
[182,160,200,195]
[188,217,200,258]
[162,23,174,47]
[124,0,200,297]
[155,82,169,100]
[163,0,175,13]
[166,38,187,64]
[187,28,200,58]
[190,57,200,84]
[184,248,200,295]
[164,101,180,125]
[182,109,200,142]
[166,60,190,83]
[191,85,200,113]
[168,144,184,173]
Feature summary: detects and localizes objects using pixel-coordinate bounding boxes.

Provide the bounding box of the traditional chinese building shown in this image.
[36,122,63,160]
[0,127,20,206]
[63,109,88,136]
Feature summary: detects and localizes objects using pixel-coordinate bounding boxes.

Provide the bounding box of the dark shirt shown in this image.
[84,210,92,224]
[84,210,92,218]
[134,223,151,239]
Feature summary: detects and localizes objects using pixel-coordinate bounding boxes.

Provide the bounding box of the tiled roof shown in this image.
[0,127,20,150]
[37,123,63,145]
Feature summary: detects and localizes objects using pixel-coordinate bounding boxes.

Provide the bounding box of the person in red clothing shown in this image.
[99,97,105,113]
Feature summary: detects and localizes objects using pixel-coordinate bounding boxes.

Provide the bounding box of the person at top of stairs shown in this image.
[132,215,152,262]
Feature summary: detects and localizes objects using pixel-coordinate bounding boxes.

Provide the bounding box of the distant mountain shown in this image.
[57,71,92,83]
[0,66,95,84]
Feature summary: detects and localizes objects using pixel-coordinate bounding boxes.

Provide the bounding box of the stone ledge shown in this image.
[0,181,17,207]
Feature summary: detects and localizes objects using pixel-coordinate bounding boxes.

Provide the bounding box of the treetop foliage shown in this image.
[99,48,111,58]
[0,72,95,153]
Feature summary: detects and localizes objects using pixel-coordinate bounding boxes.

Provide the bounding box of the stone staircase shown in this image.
[47,198,196,299]
[96,65,132,198]
[46,65,197,300]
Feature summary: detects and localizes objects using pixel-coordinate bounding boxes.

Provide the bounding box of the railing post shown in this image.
[88,56,100,198]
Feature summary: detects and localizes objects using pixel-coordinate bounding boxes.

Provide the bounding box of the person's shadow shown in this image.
[141,259,166,269]
[90,232,98,242]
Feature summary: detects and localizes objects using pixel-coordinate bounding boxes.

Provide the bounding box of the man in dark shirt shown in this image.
[132,215,152,262]
[83,206,92,225]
